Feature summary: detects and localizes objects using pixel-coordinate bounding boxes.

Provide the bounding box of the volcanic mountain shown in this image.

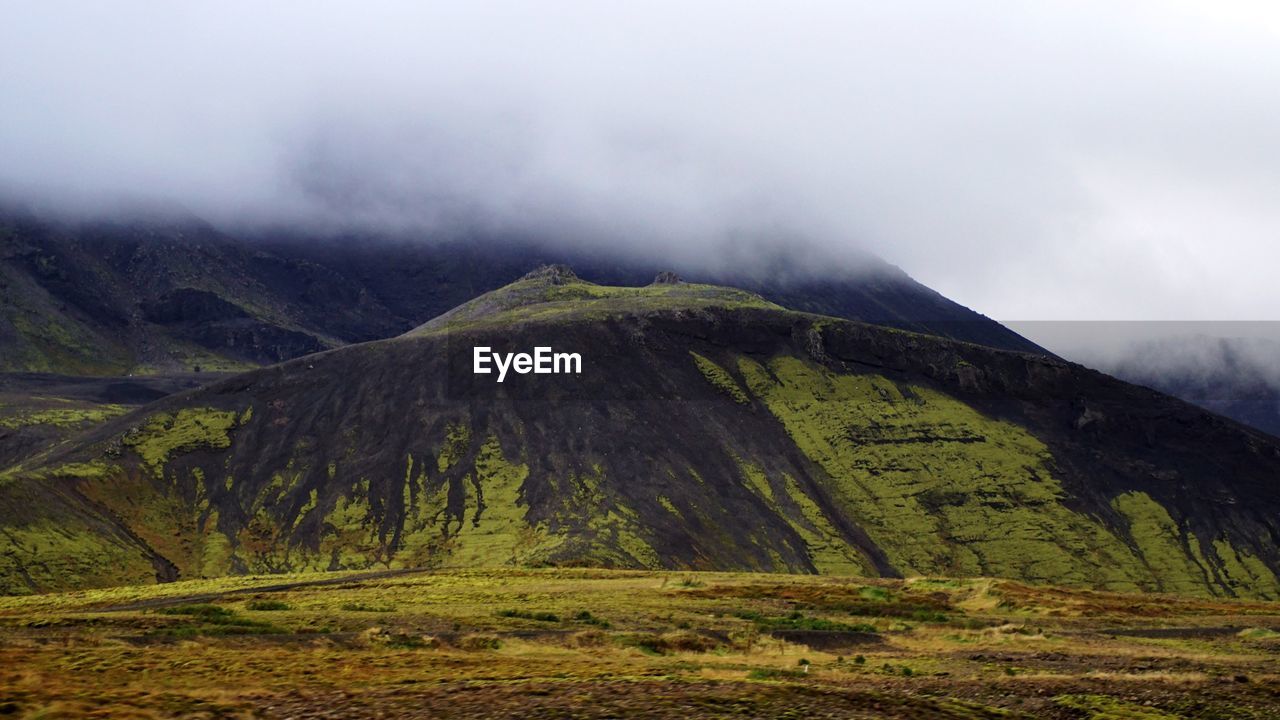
[2,267,1278,598]
[0,207,1041,377]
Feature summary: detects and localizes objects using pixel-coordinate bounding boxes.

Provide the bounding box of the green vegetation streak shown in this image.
[690,352,749,404]
[738,460,867,575]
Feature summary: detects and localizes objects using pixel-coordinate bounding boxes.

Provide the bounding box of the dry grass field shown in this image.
[1,569,1277,718]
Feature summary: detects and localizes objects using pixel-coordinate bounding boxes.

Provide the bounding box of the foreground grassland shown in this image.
[1,570,1278,719]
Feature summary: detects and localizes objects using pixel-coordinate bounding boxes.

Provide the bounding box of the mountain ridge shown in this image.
[2,271,1277,598]
[0,207,1047,378]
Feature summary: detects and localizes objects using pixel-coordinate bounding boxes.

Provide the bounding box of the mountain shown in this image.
[0,210,399,374]
[0,208,1044,378]
[1007,324,1280,439]
[256,233,1046,355]
[3,267,1278,597]
[1107,335,1280,438]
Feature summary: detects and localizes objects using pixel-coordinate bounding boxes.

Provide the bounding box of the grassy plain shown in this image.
[0,569,1277,718]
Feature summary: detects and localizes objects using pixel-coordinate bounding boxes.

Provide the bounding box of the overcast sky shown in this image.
[2,1,1278,322]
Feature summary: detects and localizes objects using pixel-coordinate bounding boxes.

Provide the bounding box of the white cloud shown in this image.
[1,1,1278,320]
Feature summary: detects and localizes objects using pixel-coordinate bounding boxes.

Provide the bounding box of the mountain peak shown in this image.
[407,269,780,337]
[519,264,579,284]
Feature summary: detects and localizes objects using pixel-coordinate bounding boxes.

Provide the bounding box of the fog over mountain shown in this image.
[3,1,1279,322]
[1010,322,1280,435]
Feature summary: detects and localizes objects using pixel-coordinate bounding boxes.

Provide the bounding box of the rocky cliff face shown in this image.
[2,273,1277,597]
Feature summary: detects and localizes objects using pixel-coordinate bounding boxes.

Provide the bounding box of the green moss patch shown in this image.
[123,408,240,473]
[0,404,128,429]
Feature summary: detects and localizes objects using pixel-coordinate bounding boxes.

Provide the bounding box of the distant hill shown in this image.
[2,269,1277,598]
[1107,335,1280,438]
[0,207,1044,377]
[1009,323,1280,438]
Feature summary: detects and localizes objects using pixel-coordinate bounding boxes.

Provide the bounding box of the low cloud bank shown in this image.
[3,2,1279,319]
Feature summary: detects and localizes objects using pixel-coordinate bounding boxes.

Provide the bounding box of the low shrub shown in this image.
[457,633,502,651]
[573,610,611,628]
[496,609,560,622]
[151,604,281,636]
[568,629,609,647]
[246,599,291,611]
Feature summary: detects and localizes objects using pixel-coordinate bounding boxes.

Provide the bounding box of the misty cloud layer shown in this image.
[1009,321,1280,381]
[2,1,1279,320]
[1008,321,1280,434]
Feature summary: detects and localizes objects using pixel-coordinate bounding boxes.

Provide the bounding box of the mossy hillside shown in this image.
[0,266,134,375]
[269,435,655,574]
[313,476,385,571]
[215,469,387,576]
[1103,492,1280,600]
[34,406,250,581]
[41,361,1271,597]
[400,422,552,569]
[0,474,158,594]
[77,468,202,578]
[1211,539,1280,600]
[0,517,155,595]
[528,465,661,570]
[29,402,331,579]
[736,355,1158,589]
[399,454,453,567]
[732,354,1280,598]
[129,414,614,576]
[436,434,541,566]
[1109,492,1216,597]
[2,344,1271,595]
[0,392,141,476]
